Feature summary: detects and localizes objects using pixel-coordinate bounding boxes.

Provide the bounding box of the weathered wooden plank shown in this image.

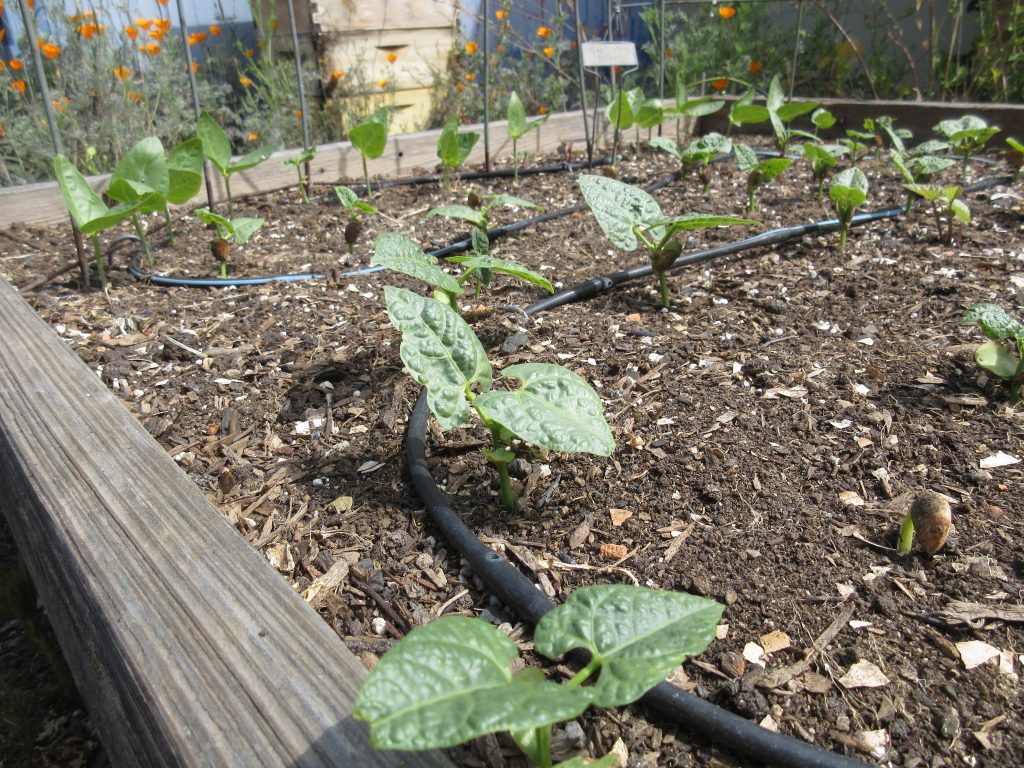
[0,275,451,767]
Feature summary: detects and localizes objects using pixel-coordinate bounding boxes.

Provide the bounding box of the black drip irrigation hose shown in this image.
[404,170,1016,767]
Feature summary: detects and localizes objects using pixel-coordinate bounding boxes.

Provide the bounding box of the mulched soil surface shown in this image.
[1,144,1022,768]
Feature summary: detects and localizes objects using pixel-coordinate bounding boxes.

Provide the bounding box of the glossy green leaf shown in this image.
[974,340,1020,381]
[648,136,680,161]
[426,204,487,230]
[578,175,664,251]
[776,101,818,123]
[197,110,232,173]
[483,194,543,213]
[753,157,793,185]
[535,585,723,708]
[53,155,138,234]
[830,167,869,209]
[812,108,836,130]
[682,132,731,164]
[372,233,463,295]
[334,185,378,214]
[732,143,759,174]
[507,91,547,141]
[108,136,169,204]
[605,88,634,130]
[475,363,613,456]
[728,103,769,127]
[801,143,839,177]
[166,138,204,205]
[950,197,971,224]
[934,115,988,140]
[667,96,724,118]
[354,616,592,750]
[657,213,757,238]
[438,117,479,169]
[635,99,664,129]
[905,154,955,178]
[963,302,1024,342]
[284,148,316,166]
[350,108,390,159]
[228,216,264,244]
[384,286,490,429]
[904,182,942,201]
[231,143,278,174]
[447,254,554,293]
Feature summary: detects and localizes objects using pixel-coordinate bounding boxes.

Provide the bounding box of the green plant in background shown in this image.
[732,143,793,215]
[890,145,956,213]
[649,132,732,193]
[371,230,552,315]
[425,193,552,298]
[53,155,145,288]
[348,107,390,196]
[437,116,480,190]
[727,75,819,154]
[903,183,970,245]
[579,175,755,309]
[334,186,378,254]
[800,142,847,203]
[355,584,722,766]
[507,91,549,184]
[661,85,724,144]
[381,283,613,510]
[828,167,869,255]
[283,148,316,204]
[197,111,278,216]
[195,207,264,279]
[962,302,1024,402]
[1006,138,1024,182]
[104,136,205,260]
[933,115,1001,178]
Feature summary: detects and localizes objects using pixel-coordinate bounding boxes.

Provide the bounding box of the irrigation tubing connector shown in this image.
[403,170,1015,767]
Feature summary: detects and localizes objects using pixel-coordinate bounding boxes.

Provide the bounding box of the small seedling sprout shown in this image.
[334,186,378,254]
[904,183,970,245]
[437,116,480,190]
[197,111,278,217]
[828,167,869,254]
[733,143,794,215]
[578,175,756,308]
[349,107,390,195]
[283,147,316,204]
[507,91,548,184]
[962,302,1024,402]
[195,208,264,278]
[933,115,1000,178]
[354,584,723,766]
[897,492,952,556]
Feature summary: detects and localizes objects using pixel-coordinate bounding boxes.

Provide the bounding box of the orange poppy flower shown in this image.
[465,41,478,54]
[157,0,168,5]
[244,48,254,58]
[538,106,548,114]
[126,90,143,103]
[465,72,475,81]
[455,82,464,91]
[296,109,303,120]
[719,6,737,19]
[330,70,344,81]
[495,10,506,20]
[496,44,506,53]
[376,79,388,88]
[9,58,24,70]
[11,79,26,94]
[666,48,674,58]
[143,43,161,56]
[156,19,171,33]
[239,75,254,87]
[51,99,65,112]
[749,59,763,75]
[711,77,728,91]
[135,19,153,30]
[113,66,131,80]
[209,25,221,36]
[537,26,551,37]
[78,24,101,38]
[543,46,554,57]
[386,52,397,63]
[125,26,138,40]
[189,61,198,74]
[0,123,5,138]
[248,132,260,141]
[188,32,207,46]
[148,29,164,41]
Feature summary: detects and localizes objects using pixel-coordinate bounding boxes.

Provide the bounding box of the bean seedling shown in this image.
[437,116,480,190]
[1005,137,1023,182]
[727,76,819,154]
[282,147,316,204]
[349,107,389,195]
[732,143,793,215]
[897,492,952,556]
[578,174,755,308]
[649,132,732,193]
[800,142,847,203]
[962,302,1024,402]
[54,155,144,288]
[933,115,1000,178]
[195,208,264,278]
[354,584,723,766]
[197,111,278,217]
[333,186,378,254]
[828,167,869,254]
[382,284,613,510]
[903,183,970,245]
[507,91,549,184]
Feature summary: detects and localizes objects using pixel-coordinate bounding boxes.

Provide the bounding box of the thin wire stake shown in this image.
[284,0,312,155]
[789,0,806,99]
[16,0,90,288]
[573,0,592,162]
[482,0,491,172]
[174,0,217,212]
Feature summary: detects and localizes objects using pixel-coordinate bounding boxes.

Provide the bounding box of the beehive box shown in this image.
[263,0,457,134]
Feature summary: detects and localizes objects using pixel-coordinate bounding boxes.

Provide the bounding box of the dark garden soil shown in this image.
[1,144,1022,768]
